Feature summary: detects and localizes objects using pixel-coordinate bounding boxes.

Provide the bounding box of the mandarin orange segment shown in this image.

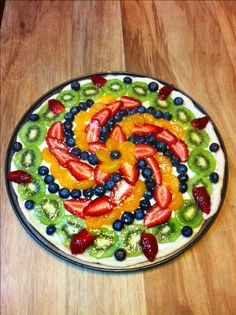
[75,132,89,151]
[74,180,95,190]
[75,111,92,126]
[86,208,122,230]
[106,138,119,151]
[168,123,185,139]
[143,113,156,124]
[119,180,145,211]
[100,159,121,173]
[89,102,106,115]
[86,216,105,230]
[95,149,110,162]
[169,192,184,211]
[155,154,172,175]
[162,174,179,194]
[131,114,146,125]
[121,119,135,135]
[153,118,171,128]
[99,94,117,104]
[42,148,57,164]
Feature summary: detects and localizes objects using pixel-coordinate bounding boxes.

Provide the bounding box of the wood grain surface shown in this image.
[1,1,236,314]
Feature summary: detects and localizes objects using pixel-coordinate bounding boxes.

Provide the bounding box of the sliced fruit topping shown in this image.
[64,199,91,219]
[88,228,118,258]
[46,137,68,150]
[94,164,112,184]
[92,108,111,127]
[70,229,95,254]
[158,84,174,100]
[192,186,211,214]
[191,116,210,130]
[51,148,78,167]
[48,99,65,115]
[132,124,162,135]
[6,170,32,184]
[88,141,106,153]
[120,96,142,108]
[106,101,123,116]
[144,204,172,227]
[85,119,100,143]
[155,218,181,243]
[18,174,45,201]
[19,121,47,146]
[155,129,177,145]
[109,125,127,143]
[67,160,94,181]
[110,179,133,205]
[104,79,127,98]
[47,122,64,140]
[141,233,158,262]
[169,139,188,162]
[175,199,204,228]
[146,157,162,185]
[83,196,113,216]
[187,148,216,176]
[120,162,139,185]
[154,185,172,209]
[120,225,144,257]
[134,144,157,159]
[91,75,107,88]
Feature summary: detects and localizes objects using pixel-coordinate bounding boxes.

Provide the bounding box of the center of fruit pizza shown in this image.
[6,73,225,268]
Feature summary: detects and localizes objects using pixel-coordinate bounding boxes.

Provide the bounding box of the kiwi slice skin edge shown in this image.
[188,148,216,177]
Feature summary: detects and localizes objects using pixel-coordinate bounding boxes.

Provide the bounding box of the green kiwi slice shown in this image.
[34,194,65,225]
[38,104,64,127]
[56,90,80,107]
[172,106,195,126]
[175,200,204,228]
[88,228,119,258]
[120,225,145,257]
[149,94,175,112]
[184,128,209,149]
[155,218,181,243]
[56,215,86,247]
[127,81,150,102]
[188,175,213,197]
[188,148,216,177]
[18,174,45,201]
[14,146,42,173]
[19,121,46,146]
[104,79,127,97]
[79,83,103,100]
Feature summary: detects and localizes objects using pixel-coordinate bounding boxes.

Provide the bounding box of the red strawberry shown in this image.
[46,137,68,150]
[67,160,94,181]
[106,101,123,116]
[146,157,162,185]
[154,185,172,209]
[88,141,106,154]
[47,122,64,140]
[109,125,127,143]
[85,119,100,143]
[134,144,157,159]
[91,75,107,88]
[132,124,162,135]
[51,148,78,167]
[191,116,210,130]
[192,186,211,214]
[70,229,94,254]
[48,99,65,115]
[64,199,91,219]
[120,96,142,108]
[120,162,139,185]
[141,233,158,262]
[110,179,133,205]
[144,204,172,227]
[169,139,189,162]
[83,196,113,216]
[158,84,174,100]
[92,108,111,127]
[155,129,177,145]
[94,164,111,184]
[6,170,32,184]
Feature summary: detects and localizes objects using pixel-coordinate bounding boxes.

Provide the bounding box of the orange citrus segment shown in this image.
[100,159,121,173]
[155,154,172,175]
[168,123,185,139]
[89,102,106,115]
[106,138,119,151]
[169,192,184,211]
[42,148,57,164]
[75,132,89,151]
[99,95,117,104]
[162,174,179,194]
[96,149,110,162]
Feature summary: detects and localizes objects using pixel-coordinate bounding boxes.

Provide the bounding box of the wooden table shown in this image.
[1,1,236,314]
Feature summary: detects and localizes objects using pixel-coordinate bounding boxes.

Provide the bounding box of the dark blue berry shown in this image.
[44,175,54,184]
[83,188,94,198]
[114,113,123,122]
[66,137,75,147]
[146,106,155,114]
[48,183,59,193]
[144,190,153,200]
[134,209,145,220]
[209,143,219,152]
[145,178,156,190]
[71,81,80,91]
[79,102,88,111]
[181,226,193,237]
[70,106,79,115]
[111,172,122,183]
[163,149,173,157]
[71,147,81,157]
[86,99,94,107]
[110,150,121,160]
[46,225,57,235]
[121,212,134,225]
[99,135,106,142]
[136,137,146,144]
[13,142,22,152]
[113,220,124,231]
[70,189,81,199]
[171,156,180,166]
[174,97,183,106]
[139,199,151,210]
[104,180,116,190]
[59,188,70,199]
[163,112,172,120]
[155,141,167,152]
[64,112,74,121]
[146,135,156,144]
[80,151,89,160]
[148,81,159,92]
[209,172,219,183]
[63,121,73,130]
[119,109,126,118]
[64,129,74,138]
[128,136,136,143]
[177,164,188,174]
[94,185,106,196]
[178,174,189,183]
[142,168,154,179]
[114,249,126,261]
[127,108,136,115]
[88,153,99,165]
[137,159,147,170]
[107,120,114,128]
[38,166,49,176]
[179,183,188,193]
[154,110,163,119]
[123,76,132,84]
[25,200,35,210]
[137,106,146,114]
[29,113,39,121]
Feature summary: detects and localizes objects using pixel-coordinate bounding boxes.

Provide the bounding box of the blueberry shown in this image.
[177,164,188,174]
[142,167,153,179]
[79,102,88,111]
[80,151,89,160]
[64,112,74,121]
[146,135,156,144]
[29,113,39,121]
[139,199,151,210]
[209,143,219,152]
[123,76,132,84]
[70,106,79,115]
[144,190,153,200]
[119,109,126,118]
[146,106,155,114]
[107,120,114,128]
[136,137,146,144]
[25,200,35,210]
[121,211,134,225]
[88,153,99,165]
[12,142,22,152]
[137,159,147,170]
[94,185,106,196]
[110,150,121,160]
[71,147,81,157]
[63,121,73,130]
[113,220,124,231]
[59,188,70,199]
[66,137,75,147]
[113,113,123,122]
[148,81,159,92]
[179,183,188,193]
[155,141,167,152]
[99,135,107,142]
[71,81,80,91]
[128,136,136,143]
[64,129,74,138]
[44,175,54,184]
[145,178,156,190]
[111,172,122,183]
[38,166,49,176]
[83,188,94,198]
[86,99,94,107]
[70,189,81,199]
[48,183,59,193]
[174,97,183,106]
[171,156,180,167]
[163,149,173,157]
[134,209,145,220]
[181,226,193,237]
[178,174,189,183]
[46,225,57,235]
[127,109,136,115]
[154,110,163,119]
[137,106,146,114]
[114,248,126,261]
[209,172,219,183]
[104,180,116,190]
[163,112,172,120]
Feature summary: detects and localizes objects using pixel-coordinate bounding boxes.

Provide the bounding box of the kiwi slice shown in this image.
[175,200,204,228]
[120,225,144,257]
[19,121,46,146]
[87,228,119,258]
[188,175,213,197]
[172,106,195,126]
[155,218,181,243]
[188,148,216,177]
[127,81,150,102]
[79,83,103,100]
[56,90,80,107]
[38,104,64,127]
[104,79,127,97]
[34,194,65,225]
[56,215,86,247]
[18,174,45,201]
[14,146,42,173]
[149,94,175,112]
[184,128,209,149]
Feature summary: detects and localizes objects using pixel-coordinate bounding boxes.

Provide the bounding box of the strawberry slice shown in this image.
[46,137,68,150]
[88,142,106,154]
[120,162,139,185]
[64,199,91,219]
[85,119,100,143]
[146,157,162,185]
[132,124,162,135]
[141,233,158,262]
[47,122,64,140]
[106,101,123,116]
[48,99,65,115]
[192,186,211,214]
[94,164,111,184]
[51,148,78,167]
[83,196,113,216]
[134,144,157,159]
[70,229,94,254]
[154,185,172,209]
[191,116,210,130]
[120,96,142,108]
[169,139,189,162]
[144,204,172,227]
[92,108,111,127]
[110,179,133,205]
[91,75,107,88]
[155,129,177,145]
[109,125,127,143]
[67,160,94,181]
[6,170,32,184]
[158,84,174,100]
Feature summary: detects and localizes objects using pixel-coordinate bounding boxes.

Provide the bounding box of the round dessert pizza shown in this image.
[5,72,227,271]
